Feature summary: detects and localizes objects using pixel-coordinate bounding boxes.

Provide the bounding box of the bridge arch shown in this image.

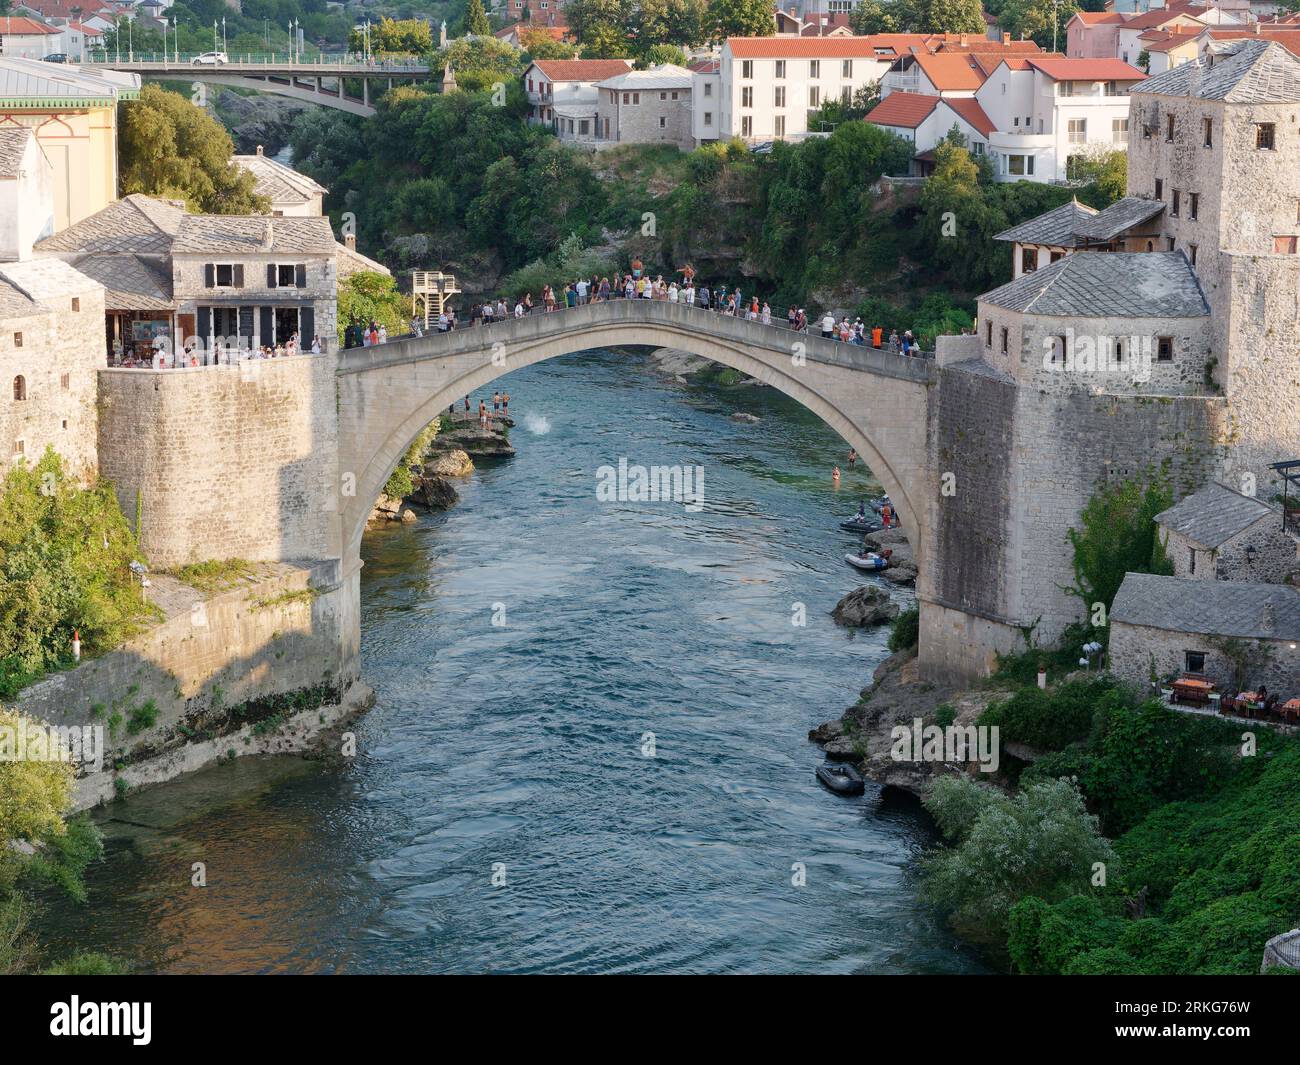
[335,301,935,571]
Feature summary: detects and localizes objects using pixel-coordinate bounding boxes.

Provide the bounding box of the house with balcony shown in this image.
[523,58,633,143]
[880,50,987,99]
[975,56,1145,182]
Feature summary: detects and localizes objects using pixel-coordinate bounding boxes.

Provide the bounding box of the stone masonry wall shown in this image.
[97,354,341,568]
[1110,620,1300,696]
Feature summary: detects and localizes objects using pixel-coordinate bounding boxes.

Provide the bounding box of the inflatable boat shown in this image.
[845,552,888,572]
[816,761,865,796]
[839,517,882,534]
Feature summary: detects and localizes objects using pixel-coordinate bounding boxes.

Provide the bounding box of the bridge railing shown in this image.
[339,298,938,383]
[85,51,429,73]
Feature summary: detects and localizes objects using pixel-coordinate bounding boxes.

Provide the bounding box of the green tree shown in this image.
[350,17,433,55]
[337,271,408,347]
[707,0,774,39]
[566,0,635,56]
[921,776,1115,937]
[639,43,689,67]
[466,0,492,36]
[917,0,987,34]
[996,0,1081,49]
[1067,145,1126,203]
[850,0,900,34]
[1065,472,1174,615]
[521,28,579,60]
[118,85,267,214]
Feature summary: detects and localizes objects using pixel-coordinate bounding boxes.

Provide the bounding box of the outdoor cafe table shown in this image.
[1172,678,1213,704]
[1282,699,1300,724]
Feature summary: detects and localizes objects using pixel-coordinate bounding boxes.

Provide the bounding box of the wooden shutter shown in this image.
[295,263,306,288]
[204,263,215,288]
[197,306,210,342]
[267,264,278,288]
[300,306,314,343]
[259,306,273,346]
[233,264,244,288]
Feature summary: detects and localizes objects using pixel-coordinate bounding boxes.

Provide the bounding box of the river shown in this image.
[39,349,987,974]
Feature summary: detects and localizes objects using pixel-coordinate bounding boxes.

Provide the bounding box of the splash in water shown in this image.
[524,413,551,435]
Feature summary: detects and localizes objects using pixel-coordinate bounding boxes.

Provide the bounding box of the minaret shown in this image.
[440,20,447,48]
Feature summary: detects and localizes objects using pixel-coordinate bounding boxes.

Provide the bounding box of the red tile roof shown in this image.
[909,51,987,91]
[1203,28,1300,58]
[1071,11,1127,25]
[531,59,633,82]
[945,96,996,137]
[0,16,59,35]
[972,50,1063,76]
[726,34,930,58]
[1025,57,1147,81]
[865,91,941,128]
[1121,5,1206,32]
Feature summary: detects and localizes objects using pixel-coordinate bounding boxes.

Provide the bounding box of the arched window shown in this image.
[12,375,25,401]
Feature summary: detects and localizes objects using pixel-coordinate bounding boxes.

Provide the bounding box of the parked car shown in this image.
[42,53,70,63]
[191,51,229,65]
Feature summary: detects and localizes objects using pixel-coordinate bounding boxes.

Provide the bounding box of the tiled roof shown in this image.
[597,64,693,90]
[0,257,99,301]
[978,52,1065,74]
[171,214,336,255]
[726,34,928,58]
[1122,4,1206,31]
[994,198,1098,247]
[0,16,57,34]
[1203,28,1300,60]
[1155,481,1277,548]
[0,56,139,106]
[0,125,32,178]
[531,59,631,82]
[68,253,173,311]
[232,151,327,205]
[34,193,185,254]
[865,90,940,128]
[1137,38,1300,102]
[980,251,1209,318]
[1142,29,1203,53]
[944,95,996,136]
[0,277,39,319]
[1071,11,1126,25]
[1112,572,1300,642]
[687,57,719,74]
[336,241,391,279]
[1074,196,1166,242]
[909,50,986,91]
[1024,56,1146,81]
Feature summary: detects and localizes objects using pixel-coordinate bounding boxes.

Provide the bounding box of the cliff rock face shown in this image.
[213,89,311,157]
[428,426,515,457]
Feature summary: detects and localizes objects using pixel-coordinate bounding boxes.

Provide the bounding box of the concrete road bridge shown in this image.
[81,55,432,115]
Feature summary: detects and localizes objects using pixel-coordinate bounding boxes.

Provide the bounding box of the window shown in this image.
[1112,117,1128,144]
[622,92,630,104]
[12,375,24,401]
[1184,650,1205,673]
[842,59,852,78]
[632,93,640,104]
[12,439,22,458]
[12,332,20,348]
[774,115,785,139]
[741,60,753,79]
[659,116,665,128]
[1189,243,1198,266]
[71,297,80,312]
[1050,251,1063,263]
[1068,118,1087,144]
[1006,154,1034,176]
[841,85,851,104]
[704,111,712,127]
[1021,248,1036,274]
[60,372,70,390]
[1166,114,1175,141]
[985,320,992,346]
[269,264,306,289]
[579,119,589,135]
[1275,235,1299,254]
[659,92,667,101]
[741,86,752,108]
[206,263,245,288]
[1154,178,1163,200]
[704,82,712,97]
[1202,116,1212,147]
[1171,190,1180,217]
[1157,336,1173,362]
[808,86,820,108]
[1189,192,1199,220]
[741,116,752,137]
[1112,338,1124,364]
[1256,123,1275,150]
[1048,335,1066,364]
[61,419,67,430]
[774,86,785,108]
[1167,236,1176,251]
[809,60,819,78]
[774,61,785,79]
[1000,326,1008,354]
[972,142,984,156]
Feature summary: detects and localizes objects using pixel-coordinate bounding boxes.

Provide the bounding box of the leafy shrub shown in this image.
[979,677,1119,752]
[888,606,919,654]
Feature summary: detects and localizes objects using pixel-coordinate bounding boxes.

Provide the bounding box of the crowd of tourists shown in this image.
[452,261,929,356]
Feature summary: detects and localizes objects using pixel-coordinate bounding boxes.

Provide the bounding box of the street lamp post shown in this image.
[221,17,226,56]
[213,20,218,53]
[127,16,133,62]
[171,17,177,64]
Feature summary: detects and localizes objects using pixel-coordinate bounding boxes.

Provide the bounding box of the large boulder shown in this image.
[428,427,515,458]
[428,449,473,477]
[831,585,899,627]
[412,474,458,511]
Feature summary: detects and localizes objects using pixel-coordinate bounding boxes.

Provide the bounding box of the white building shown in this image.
[975,56,1145,182]
[0,16,60,58]
[523,58,633,144]
[719,36,906,142]
[865,92,996,171]
[0,127,54,262]
[689,56,721,146]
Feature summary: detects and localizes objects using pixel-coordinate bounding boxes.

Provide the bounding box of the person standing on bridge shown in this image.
[576,277,588,305]
[821,312,834,339]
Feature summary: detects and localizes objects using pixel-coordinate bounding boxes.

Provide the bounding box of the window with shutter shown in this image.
[267,264,278,288]
[295,264,306,288]
[233,264,244,288]
[204,263,215,287]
